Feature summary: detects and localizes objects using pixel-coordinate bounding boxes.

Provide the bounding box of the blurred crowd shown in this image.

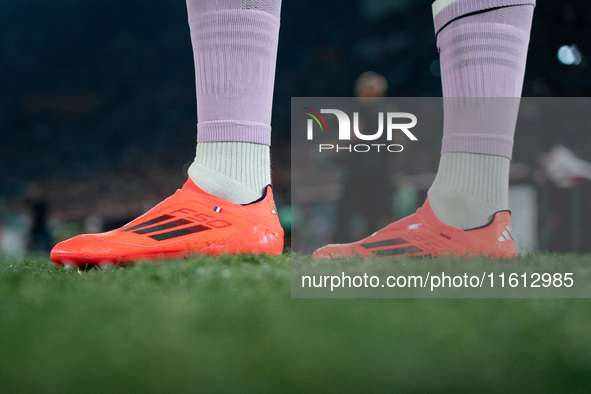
[0,0,590,255]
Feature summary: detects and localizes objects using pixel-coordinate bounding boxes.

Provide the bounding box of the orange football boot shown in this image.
[51,178,284,268]
[312,198,517,259]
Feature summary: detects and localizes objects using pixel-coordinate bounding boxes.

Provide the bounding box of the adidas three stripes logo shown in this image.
[497,225,514,242]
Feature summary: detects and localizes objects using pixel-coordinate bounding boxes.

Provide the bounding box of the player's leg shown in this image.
[51,0,284,267]
[313,1,535,259]
[186,0,281,205]
[428,1,535,229]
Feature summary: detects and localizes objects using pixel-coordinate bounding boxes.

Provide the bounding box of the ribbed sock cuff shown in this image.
[432,0,536,34]
[197,121,271,145]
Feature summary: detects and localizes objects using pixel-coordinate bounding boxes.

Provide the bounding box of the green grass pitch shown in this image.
[1,254,591,391]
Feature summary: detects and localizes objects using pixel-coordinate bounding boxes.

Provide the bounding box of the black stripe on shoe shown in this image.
[133,219,194,235]
[361,238,407,249]
[120,215,175,232]
[372,246,422,257]
[149,225,211,241]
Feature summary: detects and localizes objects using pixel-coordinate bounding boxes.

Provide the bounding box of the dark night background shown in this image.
[0,0,590,252]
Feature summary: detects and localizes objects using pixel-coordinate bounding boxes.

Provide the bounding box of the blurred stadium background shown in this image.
[1,0,590,256]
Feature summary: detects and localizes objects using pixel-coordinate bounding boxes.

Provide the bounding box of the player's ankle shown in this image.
[188,142,270,204]
[427,153,509,230]
[188,163,264,204]
[427,187,505,230]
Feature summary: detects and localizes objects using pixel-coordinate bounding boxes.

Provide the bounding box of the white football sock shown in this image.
[428,153,509,230]
[188,142,270,204]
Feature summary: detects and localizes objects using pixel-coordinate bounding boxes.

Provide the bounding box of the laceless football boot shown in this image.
[51,178,284,268]
[312,198,517,259]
